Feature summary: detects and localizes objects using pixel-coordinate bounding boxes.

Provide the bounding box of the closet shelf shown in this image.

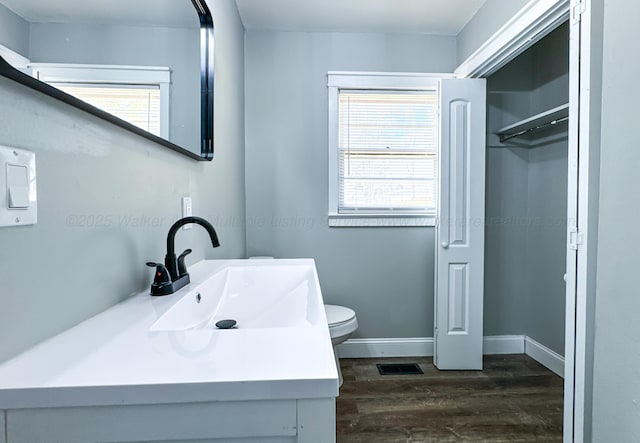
[496,103,569,143]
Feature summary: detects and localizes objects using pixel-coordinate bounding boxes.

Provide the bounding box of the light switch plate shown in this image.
[0,145,37,227]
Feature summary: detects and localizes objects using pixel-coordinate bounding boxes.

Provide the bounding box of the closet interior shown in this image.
[484,22,569,369]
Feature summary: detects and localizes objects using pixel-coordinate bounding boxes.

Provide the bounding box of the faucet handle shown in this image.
[177,249,193,277]
[146,262,172,294]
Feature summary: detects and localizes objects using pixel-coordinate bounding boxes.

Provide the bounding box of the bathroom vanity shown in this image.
[0,259,338,443]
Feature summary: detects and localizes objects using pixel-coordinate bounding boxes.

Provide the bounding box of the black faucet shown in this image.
[146,216,220,296]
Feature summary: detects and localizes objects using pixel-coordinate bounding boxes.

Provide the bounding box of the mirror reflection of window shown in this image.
[54,84,161,136]
[29,64,171,139]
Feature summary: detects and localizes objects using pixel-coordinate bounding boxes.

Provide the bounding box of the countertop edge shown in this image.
[0,378,339,410]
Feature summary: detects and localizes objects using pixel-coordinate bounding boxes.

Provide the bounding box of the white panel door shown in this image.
[434,78,486,370]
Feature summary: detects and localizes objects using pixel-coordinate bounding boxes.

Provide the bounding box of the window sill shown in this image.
[328,215,435,227]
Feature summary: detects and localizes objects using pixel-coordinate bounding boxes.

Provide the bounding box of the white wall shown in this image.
[0,0,246,364]
[0,2,29,56]
[591,0,640,440]
[244,31,456,339]
[456,0,530,65]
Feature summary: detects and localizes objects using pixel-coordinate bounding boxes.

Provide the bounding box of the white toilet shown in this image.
[324,304,358,387]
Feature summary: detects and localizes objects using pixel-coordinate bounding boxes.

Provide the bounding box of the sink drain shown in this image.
[215,319,237,329]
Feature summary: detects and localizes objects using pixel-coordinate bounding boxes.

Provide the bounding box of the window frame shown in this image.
[29,63,171,139]
[327,72,451,227]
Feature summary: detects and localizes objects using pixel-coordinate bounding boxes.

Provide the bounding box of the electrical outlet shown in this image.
[181,196,192,230]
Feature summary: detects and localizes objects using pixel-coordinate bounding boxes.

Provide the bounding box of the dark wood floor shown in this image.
[336,354,563,443]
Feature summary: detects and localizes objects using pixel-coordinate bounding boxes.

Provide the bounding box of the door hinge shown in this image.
[571,0,586,24]
[569,227,583,251]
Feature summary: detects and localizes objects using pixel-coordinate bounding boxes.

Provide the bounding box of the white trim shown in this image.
[483,335,525,354]
[563,2,582,441]
[29,63,170,71]
[328,72,440,90]
[328,216,435,228]
[0,44,30,70]
[455,0,570,78]
[337,338,434,358]
[160,84,170,140]
[328,71,454,81]
[525,336,565,377]
[328,71,456,76]
[328,84,339,218]
[569,0,599,440]
[29,63,170,85]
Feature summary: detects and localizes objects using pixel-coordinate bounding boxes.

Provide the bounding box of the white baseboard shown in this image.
[337,335,524,358]
[337,337,434,358]
[337,334,564,377]
[524,336,565,377]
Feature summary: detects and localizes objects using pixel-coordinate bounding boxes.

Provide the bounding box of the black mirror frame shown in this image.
[194,0,215,161]
[0,1,214,161]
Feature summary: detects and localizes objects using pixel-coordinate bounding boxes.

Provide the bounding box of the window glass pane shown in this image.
[339,152,436,179]
[341,179,435,209]
[339,92,437,152]
[337,90,438,214]
[54,84,161,136]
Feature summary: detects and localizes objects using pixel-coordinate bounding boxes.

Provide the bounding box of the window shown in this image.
[328,73,440,227]
[29,64,170,138]
[54,84,161,136]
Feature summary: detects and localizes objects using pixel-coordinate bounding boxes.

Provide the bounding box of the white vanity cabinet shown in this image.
[2,398,335,443]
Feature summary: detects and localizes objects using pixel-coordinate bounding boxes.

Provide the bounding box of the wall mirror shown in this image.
[0,0,214,160]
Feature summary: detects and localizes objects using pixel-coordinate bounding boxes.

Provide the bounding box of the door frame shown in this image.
[453,0,594,441]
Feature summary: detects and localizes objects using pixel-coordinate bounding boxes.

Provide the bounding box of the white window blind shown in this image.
[338,90,438,214]
[54,84,161,136]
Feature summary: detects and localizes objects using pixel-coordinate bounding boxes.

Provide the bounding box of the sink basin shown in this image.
[0,257,338,441]
[150,264,323,332]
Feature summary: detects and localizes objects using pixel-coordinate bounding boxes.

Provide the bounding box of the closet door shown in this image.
[434,78,486,370]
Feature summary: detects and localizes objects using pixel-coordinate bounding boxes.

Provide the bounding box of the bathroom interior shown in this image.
[0,0,576,441]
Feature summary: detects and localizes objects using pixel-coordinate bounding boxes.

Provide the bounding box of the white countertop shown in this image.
[0,259,339,409]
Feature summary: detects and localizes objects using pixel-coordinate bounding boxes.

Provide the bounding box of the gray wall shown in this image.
[524,138,567,355]
[0,2,29,56]
[523,25,568,354]
[591,0,640,440]
[0,0,246,364]
[28,22,201,156]
[484,46,532,339]
[244,31,456,338]
[484,24,568,354]
[456,0,530,65]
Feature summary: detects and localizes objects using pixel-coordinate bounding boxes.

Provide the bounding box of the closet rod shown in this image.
[498,115,569,143]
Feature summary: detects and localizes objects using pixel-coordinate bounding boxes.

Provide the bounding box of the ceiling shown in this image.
[1,0,486,35]
[0,0,199,28]
[234,0,487,35]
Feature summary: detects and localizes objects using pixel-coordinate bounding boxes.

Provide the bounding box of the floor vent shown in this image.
[376,363,423,375]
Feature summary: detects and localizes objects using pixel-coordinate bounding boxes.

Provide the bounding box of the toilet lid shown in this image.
[324,304,356,326]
